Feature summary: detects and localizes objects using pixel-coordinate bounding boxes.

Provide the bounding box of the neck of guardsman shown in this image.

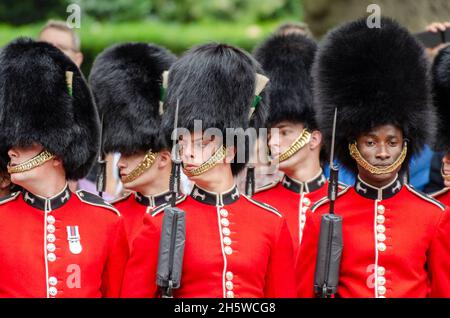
[358,171,400,189]
[22,174,68,198]
[283,153,322,183]
[133,164,172,196]
[193,163,235,194]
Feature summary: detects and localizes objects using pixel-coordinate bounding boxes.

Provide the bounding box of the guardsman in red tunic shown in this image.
[296,18,450,298]
[430,45,450,207]
[89,43,179,249]
[0,39,129,298]
[121,43,296,298]
[251,31,347,254]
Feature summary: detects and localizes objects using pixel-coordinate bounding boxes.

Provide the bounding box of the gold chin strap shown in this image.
[349,141,408,175]
[121,150,158,184]
[183,145,227,177]
[7,150,55,174]
[278,129,312,163]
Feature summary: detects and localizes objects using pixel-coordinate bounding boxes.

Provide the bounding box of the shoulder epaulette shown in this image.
[311,185,351,212]
[150,194,188,217]
[405,185,446,211]
[241,195,282,217]
[255,181,279,194]
[0,191,20,206]
[110,192,132,205]
[75,190,121,216]
[431,187,450,199]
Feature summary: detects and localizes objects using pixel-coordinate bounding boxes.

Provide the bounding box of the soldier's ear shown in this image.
[309,130,323,151]
[52,156,64,167]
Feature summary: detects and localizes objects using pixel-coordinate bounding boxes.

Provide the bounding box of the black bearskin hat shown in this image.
[161,43,269,175]
[432,45,450,153]
[314,17,435,172]
[253,32,317,129]
[0,38,100,180]
[89,42,177,155]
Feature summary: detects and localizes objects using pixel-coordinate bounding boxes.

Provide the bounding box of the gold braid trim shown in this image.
[349,141,408,175]
[183,145,227,177]
[7,150,55,174]
[278,129,312,163]
[121,150,158,183]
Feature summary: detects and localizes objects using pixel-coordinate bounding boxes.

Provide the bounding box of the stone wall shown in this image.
[303,0,450,38]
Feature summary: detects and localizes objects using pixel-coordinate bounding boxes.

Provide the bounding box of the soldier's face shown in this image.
[356,124,404,186]
[7,144,56,185]
[443,153,450,187]
[179,131,228,181]
[268,121,320,172]
[117,151,158,189]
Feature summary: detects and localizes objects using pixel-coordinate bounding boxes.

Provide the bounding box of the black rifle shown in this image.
[96,115,107,198]
[313,108,343,298]
[156,99,186,298]
[245,165,255,197]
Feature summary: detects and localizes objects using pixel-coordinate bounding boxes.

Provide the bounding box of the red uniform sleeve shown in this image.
[264,218,297,298]
[296,210,321,298]
[101,217,130,297]
[121,215,160,298]
[428,208,450,297]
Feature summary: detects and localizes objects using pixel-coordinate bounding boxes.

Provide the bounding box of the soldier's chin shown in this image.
[277,156,296,172]
[9,171,30,187]
[121,177,138,190]
[364,169,397,184]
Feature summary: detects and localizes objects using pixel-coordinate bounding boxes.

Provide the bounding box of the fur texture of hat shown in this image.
[432,45,450,153]
[254,32,317,129]
[0,38,100,180]
[161,43,269,175]
[89,42,177,155]
[314,17,434,172]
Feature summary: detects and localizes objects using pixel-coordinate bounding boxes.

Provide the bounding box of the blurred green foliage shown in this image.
[0,0,301,24]
[0,0,302,74]
[0,19,300,75]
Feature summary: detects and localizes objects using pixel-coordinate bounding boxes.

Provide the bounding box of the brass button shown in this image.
[377,243,386,252]
[47,215,55,224]
[220,208,228,218]
[224,246,233,255]
[221,218,230,227]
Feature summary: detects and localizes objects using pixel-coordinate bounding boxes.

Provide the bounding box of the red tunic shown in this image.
[296,176,450,298]
[252,172,346,255]
[432,187,450,207]
[121,184,296,298]
[112,191,180,250]
[0,185,129,298]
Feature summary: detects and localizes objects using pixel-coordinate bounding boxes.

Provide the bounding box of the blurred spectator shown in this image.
[38,20,83,67]
[275,22,313,38]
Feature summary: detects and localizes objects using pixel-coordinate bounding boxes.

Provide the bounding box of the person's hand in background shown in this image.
[425,22,450,58]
